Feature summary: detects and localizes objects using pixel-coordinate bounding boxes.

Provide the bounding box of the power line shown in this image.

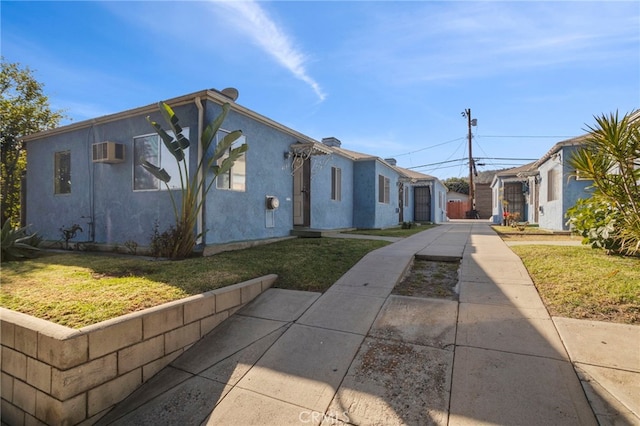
[392,136,466,157]
[477,135,576,138]
[409,156,537,170]
[392,134,574,160]
[429,137,467,174]
[473,138,498,172]
[479,163,534,167]
[407,158,467,170]
[474,157,538,161]
[419,163,470,172]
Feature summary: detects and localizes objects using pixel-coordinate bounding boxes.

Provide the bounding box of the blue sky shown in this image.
[2,0,639,179]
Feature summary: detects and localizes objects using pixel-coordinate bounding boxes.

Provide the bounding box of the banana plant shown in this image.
[143,101,247,259]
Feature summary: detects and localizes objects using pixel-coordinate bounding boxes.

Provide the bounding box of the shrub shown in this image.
[566,198,621,253]
[149,221,188,259]
[59,223,83,249]
[1,220,41,261]
[124,240,138,255]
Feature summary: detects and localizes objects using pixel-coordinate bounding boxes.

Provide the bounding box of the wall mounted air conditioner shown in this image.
[92,142,125,164]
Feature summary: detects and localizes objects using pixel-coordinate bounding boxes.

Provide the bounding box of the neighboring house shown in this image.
[490,162,537,224]
[534,110,640,231]
[474,170,495,220]
[23,88,445,252]
[534,136,591,231]
[392,164,448,224]
[490,137,592,230]
[491,111,640,230]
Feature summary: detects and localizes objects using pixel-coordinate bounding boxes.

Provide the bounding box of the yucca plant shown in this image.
[142,102,247,259]
[568,111,640,256]
[1,219,41,261]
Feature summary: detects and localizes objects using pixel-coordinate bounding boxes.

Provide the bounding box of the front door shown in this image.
[293,158,311,226]
[414,186,431,222]
[504,182,526,220]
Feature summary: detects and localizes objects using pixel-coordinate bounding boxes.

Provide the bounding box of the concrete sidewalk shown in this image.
[97,222,639,425]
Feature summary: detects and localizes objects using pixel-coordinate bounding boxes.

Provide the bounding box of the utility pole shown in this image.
[462,108,477,217]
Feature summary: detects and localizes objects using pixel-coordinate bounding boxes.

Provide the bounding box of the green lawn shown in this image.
[1,237,388,328]
[5,226,636,328]
[510,245,640,324]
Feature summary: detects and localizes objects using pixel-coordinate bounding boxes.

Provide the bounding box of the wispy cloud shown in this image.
[213,0,326,102]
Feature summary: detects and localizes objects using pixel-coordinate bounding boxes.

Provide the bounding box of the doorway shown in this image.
[293,158,311,227]
[414,186,431,222]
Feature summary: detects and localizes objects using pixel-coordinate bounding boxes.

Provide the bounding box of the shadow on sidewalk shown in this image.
[96,223,602,425]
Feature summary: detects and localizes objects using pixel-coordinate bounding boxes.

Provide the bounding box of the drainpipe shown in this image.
[86,121,98,242]
[195,96,204,245]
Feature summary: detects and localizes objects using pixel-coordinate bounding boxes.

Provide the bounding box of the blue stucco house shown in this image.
[23,88,444,253]
[392,164,448,225]
[490,136,592,230]
[534,136,592,231]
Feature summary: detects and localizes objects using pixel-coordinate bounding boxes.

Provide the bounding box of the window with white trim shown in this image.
[378,174,390,203]
[54,151,71,194]
[133,129,189,191]
[216,130,246,191]
[331,167,341,201]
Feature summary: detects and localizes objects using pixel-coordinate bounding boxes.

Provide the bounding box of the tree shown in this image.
[1,59,66,225]
[443,177,469,195]
[143,101,247,259]
[567,111,640,256]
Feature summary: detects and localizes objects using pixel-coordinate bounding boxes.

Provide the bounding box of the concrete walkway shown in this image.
[97,222,639,425]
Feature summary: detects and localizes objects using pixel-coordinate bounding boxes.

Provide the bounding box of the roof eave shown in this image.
[22,89,318,145]
[533,135,587,167]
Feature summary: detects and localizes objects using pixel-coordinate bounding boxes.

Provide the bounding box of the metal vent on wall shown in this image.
[92,142,125,164]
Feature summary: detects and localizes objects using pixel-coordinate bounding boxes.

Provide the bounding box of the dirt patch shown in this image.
[393,259,460,300]
[330,337,452,425]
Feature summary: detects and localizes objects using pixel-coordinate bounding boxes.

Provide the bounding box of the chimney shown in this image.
[322,137,341,147]
[385,158,397,166]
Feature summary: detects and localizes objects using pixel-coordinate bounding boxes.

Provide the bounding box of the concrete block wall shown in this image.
[0,275,276,425]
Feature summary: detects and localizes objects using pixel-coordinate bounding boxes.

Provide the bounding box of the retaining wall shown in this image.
[0,274,276,425]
